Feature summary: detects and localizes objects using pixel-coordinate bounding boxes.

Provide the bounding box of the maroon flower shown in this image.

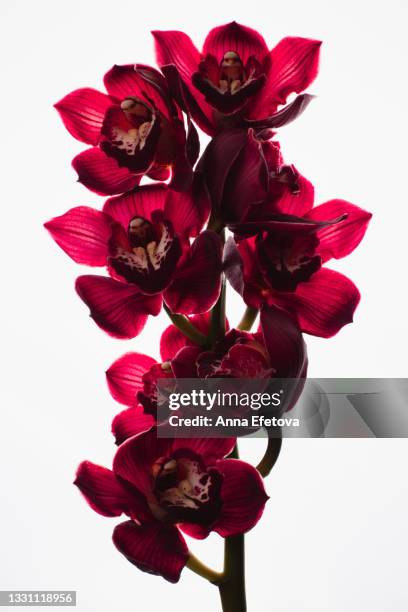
[75,429,268,582]
[153,21,321,134]
[107,307,306,439]
[45,184,221,338]
[224,175,372,338]
[55,64,197,195]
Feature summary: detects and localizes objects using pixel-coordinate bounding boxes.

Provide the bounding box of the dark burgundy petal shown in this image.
[103,184,168,229]
[272,268,361,338]
[192,71,266,115]
[106,352,157,406]
[178,522,212,540]
[72,148,140,196]
[74,461,140,518]
[112,407,155,445]
[213,459,268,537]
[55,88,112,145]
[170,438,236,465]
[147,165,171,181]
[113,521,188,583]
[44,206,112,266]
[75,275,162,339]
[245,93,314,128]
[305,200,372,263]
[203,22,269,64]
[161,64,216,136]
[223,237,244,296]
[251,37,321,116]
[164,175,210,239]
[160,313,211,361]
[104,64,172,120]
[164,231,223,315]
[170,345,202,378]
[260,305,307,378]
[221,130,269,222]
[113,428,172,495]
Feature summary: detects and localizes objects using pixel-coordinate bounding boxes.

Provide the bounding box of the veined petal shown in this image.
[44,206,112,266]
[55,88,112,145]
[164,175,210,239]
[305,200,372,263]
[164,231,223,314]
[106,352,157,406]
[75,275,162,339]
[72,148,140,196]
[104,64,172,121]
[74,461,142,518]
[171,438,236,465]
[213,459,268,537]
[113,520,188,583]
[203,21,269,63]
[273,171,314,216]
[112,407,155,445]
[160,313,211,361]
[152,31,215,133]
[272,268,360,338]
[252,37,321,115]
[103,184,168,229]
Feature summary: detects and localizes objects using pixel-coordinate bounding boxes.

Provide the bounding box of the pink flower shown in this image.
[225,175,372,338]
[75,429,268,582]
[45,184,221,339]
[55,65,197,195]
[153,21,321,134]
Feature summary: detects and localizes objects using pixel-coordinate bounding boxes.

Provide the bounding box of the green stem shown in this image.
[163,304,207,346]
[186,553,223,584]
[218,535,246,612]
[256,433,282,477]
[237,306,259,331]
[218,443,246,611]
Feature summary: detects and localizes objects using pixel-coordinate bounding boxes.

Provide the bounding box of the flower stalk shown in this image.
[163,303,208,345]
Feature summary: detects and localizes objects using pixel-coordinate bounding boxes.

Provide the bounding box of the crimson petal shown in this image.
[74,461,143,518]
[104,64,172,121]
[272,268,361,338]
[252,37,321,116]
[112,407,155,445]
[103,184,168,229]
[113,520,188,583]
[72,148,140,196]
[245,93,314,129]
[203,21,269,64]
[55,88,112,145]
[45,206,112,266]
[75,275,162,339]
[164,231,223,315]
[305,200,372,263]
[106,352,157,406]
[160,313,211,361]
[164,174,210,239]
[213,459,268,537]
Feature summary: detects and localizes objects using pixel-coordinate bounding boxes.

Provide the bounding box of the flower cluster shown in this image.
[46,22,371,587]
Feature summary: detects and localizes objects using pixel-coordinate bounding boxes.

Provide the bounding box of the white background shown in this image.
[1,0,408,610]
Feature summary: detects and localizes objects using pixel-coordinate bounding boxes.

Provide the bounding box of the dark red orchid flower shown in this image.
[75,428,268,582]
[153,21,321,134]
[55,64,198,195]
[107,307,307,442]
[224,175,372,338]
[45,184,221,339]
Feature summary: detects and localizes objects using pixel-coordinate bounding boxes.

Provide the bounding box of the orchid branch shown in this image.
[163,303,208,345]
[237,306,259,331]
[257,434,282,477]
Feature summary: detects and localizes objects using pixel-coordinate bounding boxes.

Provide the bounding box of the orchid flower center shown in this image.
[257,232,322,292]
[219,51,245,93]
[148,450,222,524]
[111,97,155,155]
